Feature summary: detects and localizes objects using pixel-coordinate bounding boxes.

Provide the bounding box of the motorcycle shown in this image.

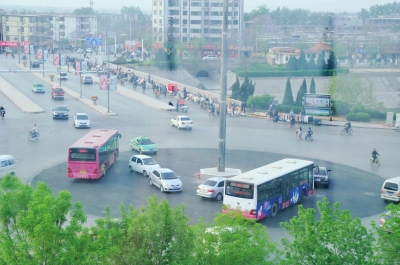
[370,157,380,167]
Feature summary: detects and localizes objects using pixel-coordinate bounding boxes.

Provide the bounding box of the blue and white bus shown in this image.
[222,158,314,220]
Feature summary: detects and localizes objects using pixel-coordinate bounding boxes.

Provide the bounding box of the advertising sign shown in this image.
[44,50,48,61]
[53,54,60,65]
[24,45,29,54]
[81,61,87,74]
[37,48,43,59]
[75,61,81,75]
[304,94,331,117]
[109,75,117,91]
[30,45,34,55]
[99,74,109,90]
[60,55,66,66]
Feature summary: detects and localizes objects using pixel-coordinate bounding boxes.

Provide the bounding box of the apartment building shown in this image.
[51,15,97,42]
[152,0,244,44]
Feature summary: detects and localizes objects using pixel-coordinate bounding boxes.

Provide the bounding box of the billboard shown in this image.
[304,94,331,117]
[53,54,60,65]
[99,74,109,90]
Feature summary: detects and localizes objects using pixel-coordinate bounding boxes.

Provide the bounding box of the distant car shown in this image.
[52,105,69,119]
[171,116,193,130]
[51,86,64,100]
[197,177,227,201]
[32,82,45,93]
[76,48,84,54]
[149,168,182,193]
[129,155,160,177]
[203,55,218,60]
[313,166,331,188]
[81,76,93,84]
[86,48,93,53]
[130,136,158,154]
[381,177,400,202]
[73,113,90,128]
[57,72,68,80]
[31,61,40,68]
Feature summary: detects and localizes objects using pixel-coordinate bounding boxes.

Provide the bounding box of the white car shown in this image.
[202,55,218,60]
[73,113,90,128]
[149,168,182,193]
[86,48,93,53]
[57,72,68,80]
[171,116,193,130]
[129,155,160,177]
[76,48,84,54]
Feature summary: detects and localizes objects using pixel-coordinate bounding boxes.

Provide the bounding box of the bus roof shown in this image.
[70,129,119,149]
[228,158,313,185]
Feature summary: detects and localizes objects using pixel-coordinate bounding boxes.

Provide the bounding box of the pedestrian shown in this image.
[300,108,306,123]
[147,73,151,83]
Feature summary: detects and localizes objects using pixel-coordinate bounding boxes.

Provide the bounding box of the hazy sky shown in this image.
[3,0,396,13]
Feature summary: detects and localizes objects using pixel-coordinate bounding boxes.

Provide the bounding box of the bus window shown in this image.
[225,181,254,199]
[69,148,96,161]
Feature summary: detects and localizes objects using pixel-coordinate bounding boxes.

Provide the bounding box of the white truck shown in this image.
[171,116,193,130]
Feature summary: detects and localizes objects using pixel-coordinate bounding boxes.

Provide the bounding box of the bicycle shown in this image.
[305,133,313,141]
[28,131,40,141]
[370,157,380,167]
[340,128,353,135]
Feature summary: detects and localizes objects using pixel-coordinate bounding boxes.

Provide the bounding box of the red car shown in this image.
[51,86,65,100]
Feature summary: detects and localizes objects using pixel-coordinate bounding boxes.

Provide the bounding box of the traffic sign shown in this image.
[85,37,103,46]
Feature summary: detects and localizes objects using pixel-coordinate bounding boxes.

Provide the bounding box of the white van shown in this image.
[381,177,400,202]
[0,155,16,179]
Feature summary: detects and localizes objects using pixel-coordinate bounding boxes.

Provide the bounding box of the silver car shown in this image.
[149,168,182,193]
[197,177,226,201]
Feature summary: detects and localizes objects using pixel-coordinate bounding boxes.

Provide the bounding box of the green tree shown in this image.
[280,198,375,265]
[295,79,307,106]
[120,6,143,15]
[230,74,241,99]
[282,78,295,105]
[310,77,316,93]
[316,53,326,70]
[286,56,297,70]
[193,210,278,265]
[297,50,308,70]
[191,37,207,58]
[327,51,337,70]
[0,175,92,265]
[72,7,94,15]
[246,94,275,109]
[92,195,195,265]
[308,54,316,70]
[231,72,255,103]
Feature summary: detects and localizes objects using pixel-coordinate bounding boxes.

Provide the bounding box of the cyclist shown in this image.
[345,121,351,133]
[0,105,5,118]
[31,124,39,138]
[307,127,313,138]
[371,148,379,163]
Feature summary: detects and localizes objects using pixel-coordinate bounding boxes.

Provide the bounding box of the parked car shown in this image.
[197,177,227,201]
[51,86,65,100]
[202,55,218,60]
[128,155,160,177]
[57,72,68,80]
[32,82,45,93]
[76,48,84,54]
[171,116,193,130]
[73,113,90,128]
[149,168,182,193]
[313,166,331,188]
[31,61,40,68]
[381,177,400,202]
[81,76,93,84]
[130,136,158,154]
[52,105,69,119]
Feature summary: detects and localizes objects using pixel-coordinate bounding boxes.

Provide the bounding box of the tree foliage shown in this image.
[72,7,94,15]
[231,72,255,103]
[120,6,143,15]
[317,53,326,70]
[326,74,377,106]
[295,79,307,106]
[246,94,275,109]
[280,198,375,265]
[310,77,316,93]
[282,78,295,105]
[360,1,400,19]
[327,51,337,70]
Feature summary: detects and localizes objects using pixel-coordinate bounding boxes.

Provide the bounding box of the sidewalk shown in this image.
[0,76,44,113]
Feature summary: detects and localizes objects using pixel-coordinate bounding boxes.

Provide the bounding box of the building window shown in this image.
[154,19,157,24]
[234,2,239,7]
[183,11,188,15]
[190,29,201,33]
[21,36,25,41]
[204,28,209,33]
[183,28,187,33]
[233,20,238,25]
[211,3,222,7]
[158,36,162,41]
[6,36,10,41]
[153,27,157,33]
[204,1,209,7]
[183,1,188,6]
[190,20,201,24]
[159,19,162,24]
[159,28,163,33]
[191,11,201,16]
[159,10,162,15]
[204,20,209,25]
[211,12,222,16]
[154,1,157,5]
[210,29,222,34]
[183,19,188,24]
[5,26,9,31]
[191,2,201,7]
[20,17,24,22]
[154,10,157,15]
[169,10,179,15]
[234,11,238,16]
[204,11,209,16]
[30,27,33,33]
[210,20,222,25]
[182,37,187,42]
[159,1,162,6]
[285,56,289,62]
[20,27,24,32]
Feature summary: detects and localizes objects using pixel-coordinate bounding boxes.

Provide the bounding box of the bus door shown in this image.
[281,180,290,208]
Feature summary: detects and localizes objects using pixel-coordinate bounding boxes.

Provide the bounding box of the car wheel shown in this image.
[171,123,174,127]
[143,170,148,177]
[129,165,133,173]
[326,183,330,188]
[271,203,278,217]
[216,193,223,201]
[160,185,164,193]
[178,126,181,130]
[149,178,153,186]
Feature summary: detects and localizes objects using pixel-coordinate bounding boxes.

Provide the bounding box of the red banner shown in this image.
[53,54,60,66]
[99,74,109,90]
[0,41,18,47]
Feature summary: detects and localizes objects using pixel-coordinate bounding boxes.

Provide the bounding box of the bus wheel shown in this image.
[271,203,278,218]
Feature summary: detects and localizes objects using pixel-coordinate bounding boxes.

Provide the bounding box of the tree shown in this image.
[282,78,295,105]
[231,72,255,104]
[308,54,316,70]
[326,51,337,70]
[0,175,92,264]
[120,6,143,15]
[193,210,278,265]
[295,79,307,106]
[310,77,316,93]
[72,7,94,15]
[316,53,326,70]
[230,74,241,99]
[191,37,207,58]
[280,198,375,265]
[246,94,275,109]
[296,50,308,70]
[326,74,377,106]
[91,195,195,264]
[286,56,297,71]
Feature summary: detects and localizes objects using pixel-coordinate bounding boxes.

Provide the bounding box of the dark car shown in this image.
[81,76,93,84]
[313,166,331,188]
[31,61,40,68]
[52,105,69,119]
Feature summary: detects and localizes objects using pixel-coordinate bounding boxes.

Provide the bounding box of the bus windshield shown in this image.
[69,148,96,161]
[225,181,254,199]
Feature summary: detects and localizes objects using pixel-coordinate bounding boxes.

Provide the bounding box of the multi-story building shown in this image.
[51,15,97,42]
[152,0,244,44]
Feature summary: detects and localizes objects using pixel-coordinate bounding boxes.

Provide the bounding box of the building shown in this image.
[152,0,244,44]
[51,14,98,43]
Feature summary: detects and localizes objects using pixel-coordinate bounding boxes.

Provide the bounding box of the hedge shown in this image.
[246,94,275,109]
[350,105,385,119]
[346,112,371,122]
[232,68,349,77]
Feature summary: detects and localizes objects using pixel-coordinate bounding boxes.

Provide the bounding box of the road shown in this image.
[1,53,399,242]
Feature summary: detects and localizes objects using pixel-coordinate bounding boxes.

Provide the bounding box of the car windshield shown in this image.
[140,139,154,145]
[34,84,44,87]
[85,77,92,80]
[55,106,67,111]
[143,158,157,165]
[161,172,178,179]
[61,73,67,76]
[203,180,217,186]
[77,115,88,120]
[55,89,63,93]
[181,117,190,121]
[313,169,327,176]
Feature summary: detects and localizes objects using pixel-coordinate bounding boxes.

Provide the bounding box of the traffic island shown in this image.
[199,167,242,180]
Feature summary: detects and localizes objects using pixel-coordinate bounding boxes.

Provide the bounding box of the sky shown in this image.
[1,0,397,13]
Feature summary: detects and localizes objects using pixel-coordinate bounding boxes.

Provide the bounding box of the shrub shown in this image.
[246,94,275,109]
[346,113,357,121]
[232,69,349,77]
[276,104,302,114]
[112,57,126,64]
[346,112,371,122]
[350,105,385,119]
[331,100,350,116]
[350,105,366,113]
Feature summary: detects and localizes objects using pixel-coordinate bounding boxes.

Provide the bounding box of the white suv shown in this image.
[128,155,160,177]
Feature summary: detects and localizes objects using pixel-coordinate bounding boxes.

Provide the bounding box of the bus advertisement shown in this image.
[67,129,120,179]
[222,158,314,220]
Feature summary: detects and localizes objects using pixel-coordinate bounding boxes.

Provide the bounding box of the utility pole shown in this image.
[59,19,62,86]
[218,0,228,172]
